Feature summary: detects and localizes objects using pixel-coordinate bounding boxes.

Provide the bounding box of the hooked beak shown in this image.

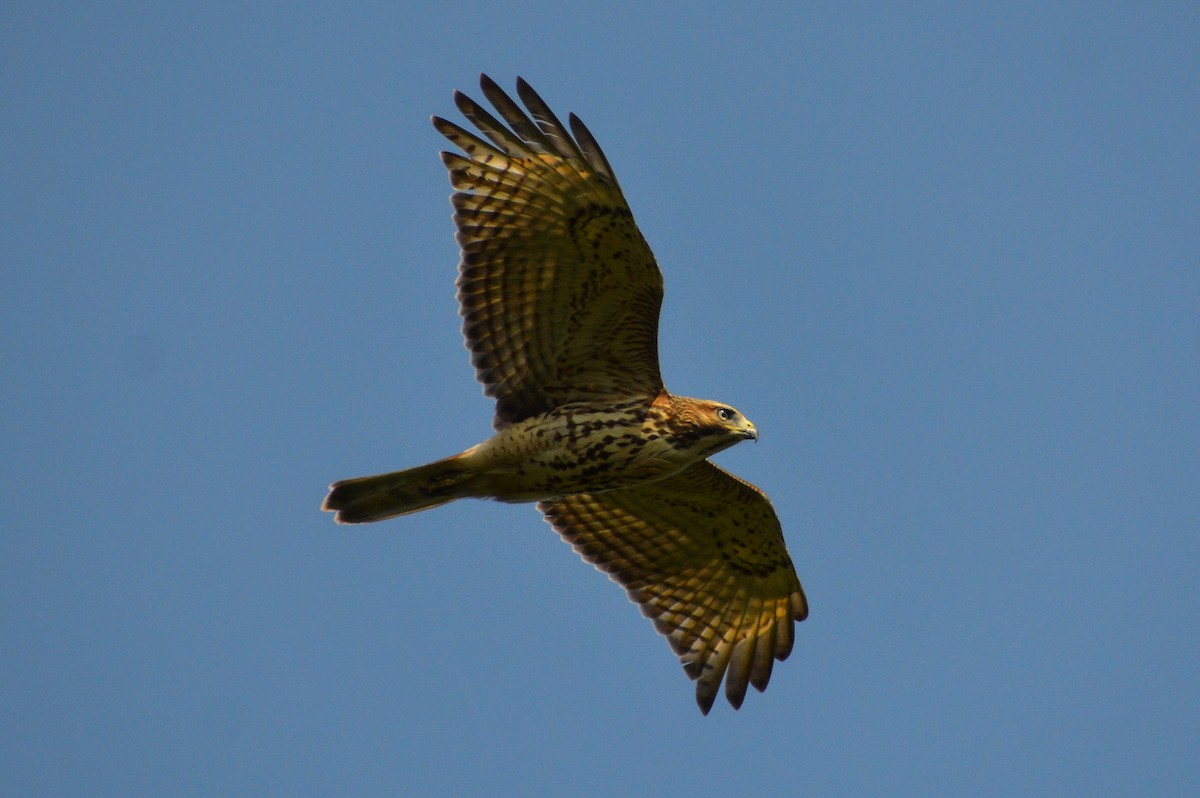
[742,423,758,442]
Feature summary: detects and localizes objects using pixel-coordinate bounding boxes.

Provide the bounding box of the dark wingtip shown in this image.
[750,667,773,693]
[451,89,473,115]
[794,587,810,622]
[479,72,501,94]
[725,680,748,711]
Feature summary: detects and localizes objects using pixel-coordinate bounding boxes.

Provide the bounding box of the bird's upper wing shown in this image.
[538,461,808,714]
[433,75,664,429]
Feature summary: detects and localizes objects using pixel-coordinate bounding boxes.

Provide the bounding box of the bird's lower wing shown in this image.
[538,461,807,714]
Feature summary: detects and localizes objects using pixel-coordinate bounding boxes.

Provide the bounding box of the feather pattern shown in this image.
[434,75,664,429]
[539,461,808,714]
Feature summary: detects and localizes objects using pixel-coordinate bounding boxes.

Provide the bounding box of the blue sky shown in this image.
[3,2,1198,795]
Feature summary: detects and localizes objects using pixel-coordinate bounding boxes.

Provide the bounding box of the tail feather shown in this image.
[322,453,475,524]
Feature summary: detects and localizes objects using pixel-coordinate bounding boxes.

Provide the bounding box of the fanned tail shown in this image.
[322,453,476,524]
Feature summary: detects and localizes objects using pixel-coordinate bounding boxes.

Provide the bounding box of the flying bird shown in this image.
[323,75,807,714]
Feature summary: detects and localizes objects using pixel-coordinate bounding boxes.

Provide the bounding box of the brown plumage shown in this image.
[323,75,807,714]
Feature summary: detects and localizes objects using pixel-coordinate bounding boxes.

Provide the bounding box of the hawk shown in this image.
[323,75,808,714]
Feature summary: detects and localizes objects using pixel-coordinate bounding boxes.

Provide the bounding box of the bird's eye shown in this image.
[716,407,736,422]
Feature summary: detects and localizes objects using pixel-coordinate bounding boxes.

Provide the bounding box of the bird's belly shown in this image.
[471,404,689,501]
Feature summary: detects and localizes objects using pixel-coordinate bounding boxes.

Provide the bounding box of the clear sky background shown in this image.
[3,3,1198,796]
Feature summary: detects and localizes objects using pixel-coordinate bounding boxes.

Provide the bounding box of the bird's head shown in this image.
[665,396,758,458]
[706,402,758,442]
